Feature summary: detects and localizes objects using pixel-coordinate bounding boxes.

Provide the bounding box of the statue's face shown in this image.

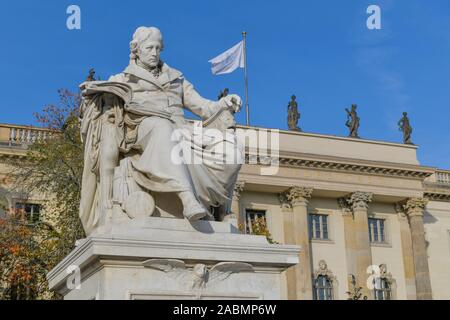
[138,39,162,68]
[319,260,327,270]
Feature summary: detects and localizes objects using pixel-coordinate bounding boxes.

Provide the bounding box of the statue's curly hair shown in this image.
[129,26,164,60]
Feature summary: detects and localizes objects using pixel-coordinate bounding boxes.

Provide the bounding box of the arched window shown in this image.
[313,260,335,300]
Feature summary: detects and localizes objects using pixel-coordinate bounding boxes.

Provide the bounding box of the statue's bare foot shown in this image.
[178,191,207,221]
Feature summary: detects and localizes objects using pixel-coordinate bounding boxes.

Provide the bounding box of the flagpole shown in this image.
[242,31,250,126]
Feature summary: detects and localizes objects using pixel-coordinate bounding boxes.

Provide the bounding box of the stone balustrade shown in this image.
[0,123,51,147]
[435,170,450,185]
[425,170,450,186]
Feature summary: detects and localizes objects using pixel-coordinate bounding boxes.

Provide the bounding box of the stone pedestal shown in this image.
[47,217,300,300]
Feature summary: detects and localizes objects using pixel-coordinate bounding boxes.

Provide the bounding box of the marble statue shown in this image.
[287,95,301,131]
[48,30,299,299]
[398,112,413,144]
[79,27,243,235]
[345,104,360,138]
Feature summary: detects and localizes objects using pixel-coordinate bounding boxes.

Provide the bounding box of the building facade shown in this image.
[232,125,450,300]
[1,122,449,300]
[0,124,50,220]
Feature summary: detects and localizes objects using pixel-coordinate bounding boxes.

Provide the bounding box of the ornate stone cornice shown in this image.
[0,148,28,160]
[282,186,313,207]
[232,181,245,201]
[245,154,434,180]
[347,192,373,211]
[424,192,450,202]
[403,198,428,218]
[423,182,450,202]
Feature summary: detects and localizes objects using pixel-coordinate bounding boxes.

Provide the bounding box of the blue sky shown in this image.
[0,0,449,169]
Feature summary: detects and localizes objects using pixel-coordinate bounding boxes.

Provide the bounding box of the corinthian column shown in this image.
[403,198,432,300]
[282,186,313,300]
[347,191,373,299]
[278,192,296,299]
[395,203,417,299]
[231,181,245,223]
[338,197,357,290]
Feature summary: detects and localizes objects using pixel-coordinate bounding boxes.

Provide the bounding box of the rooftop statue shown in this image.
[86,68,96,82]
[218,88,229,100]
[398,112,413,144]
[345,104,360,138]
[287,95,301,131]
[79,27,243,235]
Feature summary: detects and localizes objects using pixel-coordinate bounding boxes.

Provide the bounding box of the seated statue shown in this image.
[79,26,243,235]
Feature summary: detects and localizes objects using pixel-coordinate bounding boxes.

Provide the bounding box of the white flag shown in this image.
[208,41,245,75]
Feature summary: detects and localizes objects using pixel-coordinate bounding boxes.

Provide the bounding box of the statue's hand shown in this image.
[222,94,242,113]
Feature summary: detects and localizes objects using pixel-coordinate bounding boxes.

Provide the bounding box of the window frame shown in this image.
[308,213,330,241]
[244,209,267,235]
[373,277,392,300]
[313,274,334,300]
[368,217,388,245]
[14,202,42,224]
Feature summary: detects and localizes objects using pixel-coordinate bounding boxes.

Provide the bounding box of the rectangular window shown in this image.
[245,209,266,234]
[309,214,329,240]
[369,218,386,243]
[15,203,41,224]
[374,278,392,300]
[314,275,334,300]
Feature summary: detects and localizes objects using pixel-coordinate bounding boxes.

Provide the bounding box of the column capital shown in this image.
[282,186,313,207]
[337,197,352,216]
[232,181,245,201]
[395,202,408,219]
[278,192,292,210]
[403,197,428,218]
[347,191,373,211]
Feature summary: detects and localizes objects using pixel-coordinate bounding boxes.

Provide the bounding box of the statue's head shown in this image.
[403,112,407,116]
[291,95,296,101]
[130,27,164,69]
[351,104,357,110]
